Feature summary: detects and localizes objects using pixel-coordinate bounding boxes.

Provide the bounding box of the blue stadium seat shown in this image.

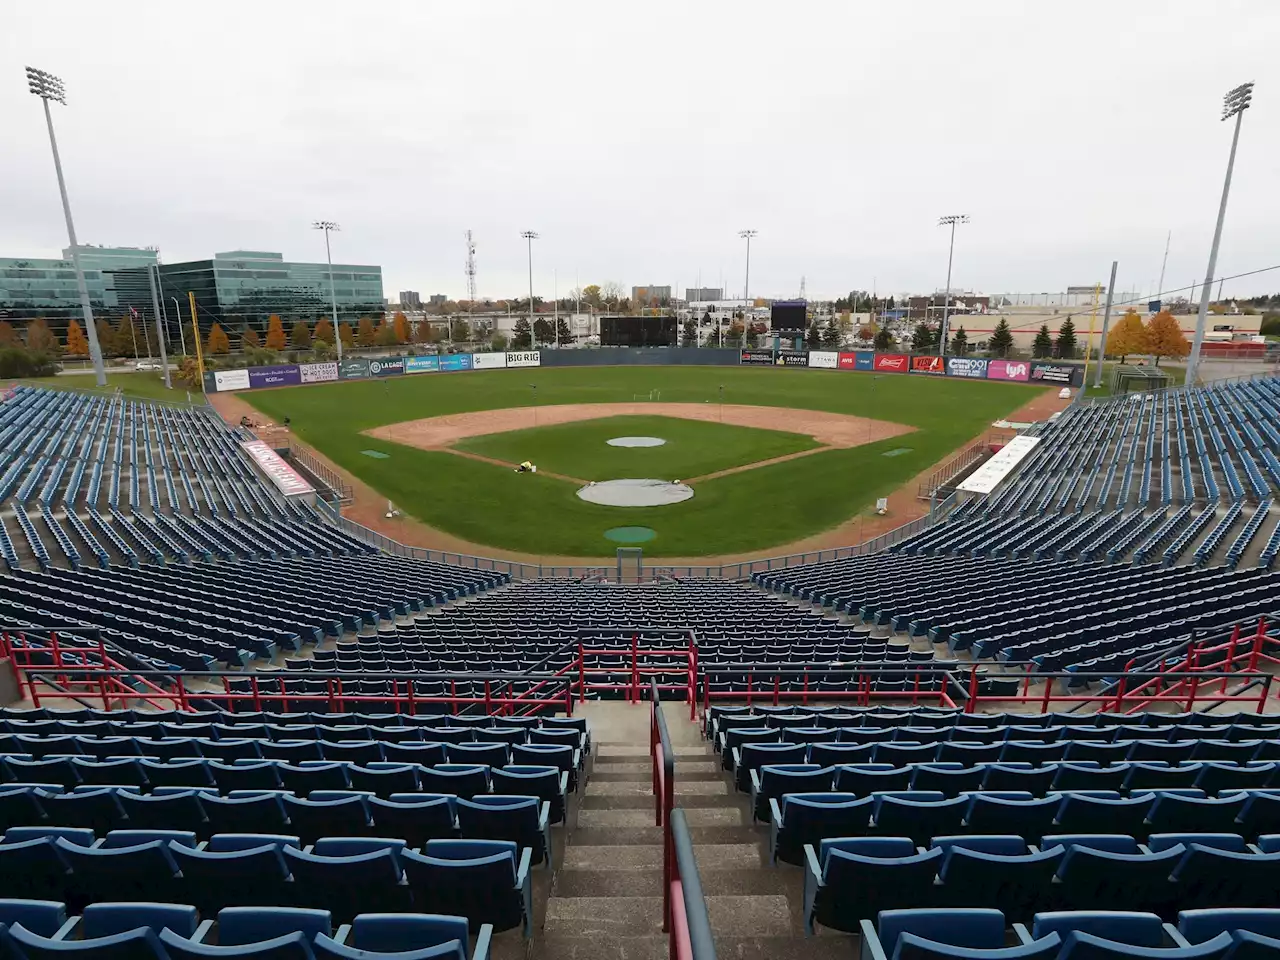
[803,837,943,935]
[282,845,410,920]
[860,909,1062,960]
[315,913,491,960]
[401,839,532,936]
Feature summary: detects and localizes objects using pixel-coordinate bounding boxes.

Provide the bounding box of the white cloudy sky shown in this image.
[3,0,1278,302]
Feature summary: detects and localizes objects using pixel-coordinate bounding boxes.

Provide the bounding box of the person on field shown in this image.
[515,460,534,473]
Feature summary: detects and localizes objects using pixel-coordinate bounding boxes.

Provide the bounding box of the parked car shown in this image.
[134,360,163,371]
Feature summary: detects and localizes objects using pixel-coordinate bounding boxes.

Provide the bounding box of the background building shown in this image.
[428,294,448,307]
[631,285,672,306]
[685,287,723,302]
[0,245,159,334]
[156,250,384,338]
[399,290,422,308]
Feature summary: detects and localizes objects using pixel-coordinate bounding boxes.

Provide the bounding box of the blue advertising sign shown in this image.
[855,351,874,371]
[946,357,990,379]
[369,356,405,377]
[440,354,473,372]
[405,355,440,374]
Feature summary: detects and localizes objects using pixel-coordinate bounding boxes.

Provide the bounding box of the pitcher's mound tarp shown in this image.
[577,478,694,506]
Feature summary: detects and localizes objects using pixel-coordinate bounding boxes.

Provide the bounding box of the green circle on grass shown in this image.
[604,526,656,543]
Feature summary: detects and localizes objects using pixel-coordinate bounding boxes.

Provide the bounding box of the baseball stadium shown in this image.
[0,349,1279,960]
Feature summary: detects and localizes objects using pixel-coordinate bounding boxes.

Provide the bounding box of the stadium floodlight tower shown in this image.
[26,66,107,386]
[521,231,539,349]
[739,229,758,323]
[313,220,344,361]
[1187,81,1255,385]
[937,214,969,355]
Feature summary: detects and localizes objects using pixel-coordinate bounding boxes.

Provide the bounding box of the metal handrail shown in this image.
[670,808,717,960]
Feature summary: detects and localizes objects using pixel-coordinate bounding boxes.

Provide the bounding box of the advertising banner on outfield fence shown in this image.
[405,356,440,374]
[299,362,339,384]
[505,351,540,368]
[776,350,808,367]
[214,369,251,391]
[338,358,370,380]
[987,359,1030,382]
[808,350,839,369]
[1030,363,1077,384]
[946,357,989,379]
[369,356,406,377]
[248,364,301,389]
[874,353,909,373]
[910,355,945,375]
[240,439,315,497]
[740,349,774,365]
[472,352,507,370]
[440,354,473,372]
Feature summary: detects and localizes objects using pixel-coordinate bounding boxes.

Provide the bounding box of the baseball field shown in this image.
[242,365,1042,557]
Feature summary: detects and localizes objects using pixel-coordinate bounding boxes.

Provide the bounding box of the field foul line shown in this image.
[441,448,590,485]
[681,446,837,483]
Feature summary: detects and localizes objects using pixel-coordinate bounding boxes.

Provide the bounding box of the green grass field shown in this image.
[11,372,188,402]
[245,366,1042,556]
[456,415,819,481]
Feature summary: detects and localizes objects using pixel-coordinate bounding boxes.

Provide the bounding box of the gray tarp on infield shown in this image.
[577,478,694,507]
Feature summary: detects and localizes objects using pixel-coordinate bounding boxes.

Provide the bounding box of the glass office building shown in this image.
[156,250,384,338]
[0,246,159,334]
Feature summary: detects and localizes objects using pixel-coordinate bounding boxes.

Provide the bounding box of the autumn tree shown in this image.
[393,312,410,344]
[950,326,969,356]
[290,320,312,349]
[112,315,138,357]
[312,318,334,344]
[338,322,354,348]
[581,284,602,308]
[65,319,89,356]
[1032,324,1054,358]
[1055,317,1078,359]
[374,320,398,347]
[0,321,16,347]
[264,314,287,350]
[874,328,894,350]
[94,319,120,357]
[1145,310,1190,366]
[413,320,433,344]
[242,328,261,350]
[206,323,230,355]
[356,317,377,346]
[1105,309,1150,363]
[857,324,877,342]
[987,318,1014,357]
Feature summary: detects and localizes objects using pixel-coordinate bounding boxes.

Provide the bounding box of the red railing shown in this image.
[701,663,959,714]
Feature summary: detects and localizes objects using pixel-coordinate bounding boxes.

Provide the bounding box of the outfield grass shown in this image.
[456,415,819,481]
[10,372,190,402]
[245,366,1040,556]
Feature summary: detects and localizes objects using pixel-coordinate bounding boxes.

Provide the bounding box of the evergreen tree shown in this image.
[1032,323,1054,358]
[681,319,698,347]
[1054,317,1078,359]
[821,320,842,349]
[533,317,554,344]
[556,317,572,344]
[988,318,1014,357]
[874,327,894,351]
[950,326,968,356]
[290,320,311,349]
[805,321,821,349]
[911,323,934,352]
[512,317,532,350]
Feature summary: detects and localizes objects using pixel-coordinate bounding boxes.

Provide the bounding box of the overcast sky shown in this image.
[3,1,1278,302]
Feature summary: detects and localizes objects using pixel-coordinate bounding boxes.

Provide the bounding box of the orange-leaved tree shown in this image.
[1105,309,1150,363]
[206,323,230,354]
[242,328,261,349]
[338,322,354,347]
[393,311,410,344]
[264,314,287,350]
[1145,310,1190,366]
[375,319,398,346]
[290,320,311,349]
[313,318,334,344]
[0,321,16,346]
[356,317,376,346]
[65,319,90,356]
[27,318,60,354]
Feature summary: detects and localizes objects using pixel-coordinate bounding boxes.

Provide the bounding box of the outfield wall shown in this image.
[202,347,1086,392]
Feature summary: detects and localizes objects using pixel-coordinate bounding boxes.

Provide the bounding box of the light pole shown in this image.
[25,66,107,387]
[1187,82,1254,385]
[937,215,969,355]
[739,229,757,343]
[313,221,343,361]
[521,231,539,350]
[170,297,188,356]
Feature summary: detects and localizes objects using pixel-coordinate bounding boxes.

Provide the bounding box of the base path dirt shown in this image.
[211,387,1072,566]
[363,402,912,452]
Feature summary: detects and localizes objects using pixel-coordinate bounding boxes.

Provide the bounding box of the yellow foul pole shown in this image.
[189,292,205,391]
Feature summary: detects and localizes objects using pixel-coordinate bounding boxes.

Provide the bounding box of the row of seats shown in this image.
[0,900,492,960]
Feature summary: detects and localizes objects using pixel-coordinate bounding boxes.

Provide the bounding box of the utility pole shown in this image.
[1093,261,1119,389]
[1187,82,1254,385]
[147,265,171,389]
[521,231,539,349]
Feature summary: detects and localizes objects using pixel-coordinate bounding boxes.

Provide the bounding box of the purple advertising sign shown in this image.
[248,364,302,388]
[986,359,1031,382]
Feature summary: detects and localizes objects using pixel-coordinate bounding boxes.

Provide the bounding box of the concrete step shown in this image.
[590,770,653,782]
[563,846,662,871]
[581,794,740,811]
[543,896,663,938]
[570,825,766,847]
[599,745,710,759]
[532,933,668,960]
[714,936,858,960]
[578,807,750,829]
[706,895,793,938]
